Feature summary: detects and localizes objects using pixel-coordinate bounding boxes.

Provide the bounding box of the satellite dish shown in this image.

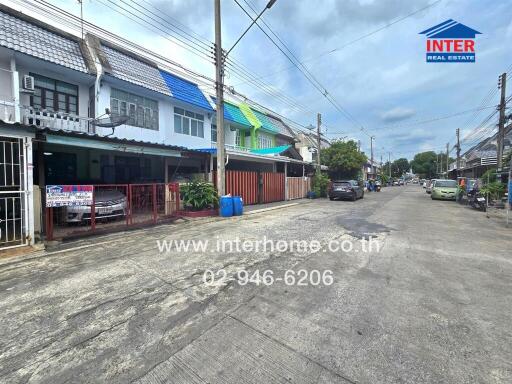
[92,114,129,128]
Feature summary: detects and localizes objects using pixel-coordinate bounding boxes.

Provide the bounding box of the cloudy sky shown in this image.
[9,0,512,161]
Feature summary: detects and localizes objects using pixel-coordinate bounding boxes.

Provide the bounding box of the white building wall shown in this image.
[299,147,313,163]
[96,81,214,149]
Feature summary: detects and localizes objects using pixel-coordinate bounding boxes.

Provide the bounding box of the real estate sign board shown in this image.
[46,185,93,207]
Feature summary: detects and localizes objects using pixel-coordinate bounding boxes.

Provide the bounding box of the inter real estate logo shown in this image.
[419,19,481,63]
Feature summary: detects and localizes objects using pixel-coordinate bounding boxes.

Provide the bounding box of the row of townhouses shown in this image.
[0,5,327,250]
[448,124,511,179]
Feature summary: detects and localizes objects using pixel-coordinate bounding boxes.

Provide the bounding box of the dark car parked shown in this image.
[328,180,364,201]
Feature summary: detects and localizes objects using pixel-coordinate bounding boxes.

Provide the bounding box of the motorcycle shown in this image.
[468,189,486,212]
[376,184,381,192]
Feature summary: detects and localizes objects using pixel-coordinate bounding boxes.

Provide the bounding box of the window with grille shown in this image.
[30,73,78,115]
[110,88,159,130]
[211,124,217,143]
[257,132,274,149]
[174,107,204,138]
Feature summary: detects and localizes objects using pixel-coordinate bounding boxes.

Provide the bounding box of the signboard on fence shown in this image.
[46,185,93,207]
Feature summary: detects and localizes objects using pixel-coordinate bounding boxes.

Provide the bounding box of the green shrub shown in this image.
[312,173,330,198]
[480,181,505,201]
[180,180,219,210]
[481,169,497,184]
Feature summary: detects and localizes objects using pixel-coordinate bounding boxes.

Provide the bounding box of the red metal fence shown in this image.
[286,177,312,200]
[262,172,285,203]
[226,170,259,205]
[215,170,285,205]
[46,183,180,241]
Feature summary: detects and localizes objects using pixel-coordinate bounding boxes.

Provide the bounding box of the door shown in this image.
[0,136,28,249]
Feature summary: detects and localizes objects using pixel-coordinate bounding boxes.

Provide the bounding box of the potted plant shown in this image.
[179,180,219,217]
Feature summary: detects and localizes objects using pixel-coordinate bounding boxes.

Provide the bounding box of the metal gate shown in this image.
[0,136,28,250]
[214,170,285,205]
[261,172,285,203]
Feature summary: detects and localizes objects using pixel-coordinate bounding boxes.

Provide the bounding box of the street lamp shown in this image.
[214,0,278,196]
[225,0,278,58]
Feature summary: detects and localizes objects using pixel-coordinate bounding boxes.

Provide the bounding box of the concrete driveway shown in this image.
[1,186,511,383]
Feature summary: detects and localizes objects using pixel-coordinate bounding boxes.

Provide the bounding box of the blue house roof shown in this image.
[251,109,280,134]
[419,20,481,39]
[211,97,252,128]
[160,70,213,111]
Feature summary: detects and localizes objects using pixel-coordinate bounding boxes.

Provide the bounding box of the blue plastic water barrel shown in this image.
[232,196,244,216]
[219,196,234,217]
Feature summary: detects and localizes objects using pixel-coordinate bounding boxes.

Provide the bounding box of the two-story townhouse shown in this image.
[0,5,98,248]
[0,6,214,247]
[208,97,306,172]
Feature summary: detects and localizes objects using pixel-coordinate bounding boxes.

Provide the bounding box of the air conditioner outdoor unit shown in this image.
[22,75,35,92]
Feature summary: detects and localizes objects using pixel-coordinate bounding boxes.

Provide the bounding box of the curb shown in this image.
[245,202,301,215]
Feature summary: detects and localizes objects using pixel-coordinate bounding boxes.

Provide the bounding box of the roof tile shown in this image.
[0,10,88,73]
[101,44,170,95]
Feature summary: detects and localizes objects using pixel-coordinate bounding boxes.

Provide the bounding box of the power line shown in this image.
[323,105,497,136]
[232,0,443,86]
[232,0,373,138]
[93,0,320,118]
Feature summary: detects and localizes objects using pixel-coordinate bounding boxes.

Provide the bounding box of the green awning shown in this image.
[250,144,291,155]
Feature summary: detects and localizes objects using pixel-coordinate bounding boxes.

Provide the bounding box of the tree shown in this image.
[410,151,455,178]
[410,151,437,178]
[321,140,367,179]
[391,158,410,178]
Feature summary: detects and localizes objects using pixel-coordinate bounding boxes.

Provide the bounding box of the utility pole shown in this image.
[456,128,461,178]
[370,136,374,178]
[388,152,391,179]
[316,113,322,173]
[497,72,507,171]
[446,142,449,178]
[214,0,225,195]
[507,153,512,226]
[439,153,443,178]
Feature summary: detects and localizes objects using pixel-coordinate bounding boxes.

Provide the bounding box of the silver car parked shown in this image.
[65,189,127,223]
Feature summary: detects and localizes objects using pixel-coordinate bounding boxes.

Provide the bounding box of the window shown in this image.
[235,129,242,146]
[211,124,217,143]
[30,73,78,114]
[110,88,159,130]
[174,107,204,138]
[258,132,273,149]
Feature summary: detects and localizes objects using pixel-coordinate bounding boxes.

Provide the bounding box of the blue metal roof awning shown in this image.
[250,145,291,155]
[196,148,217,154]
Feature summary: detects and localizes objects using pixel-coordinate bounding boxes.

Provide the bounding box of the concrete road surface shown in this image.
[1,185,511,383]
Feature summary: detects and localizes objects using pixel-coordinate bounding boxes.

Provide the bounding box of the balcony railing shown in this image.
[21,106,95,134]
[0,99,16,123]
[225,143,251,152]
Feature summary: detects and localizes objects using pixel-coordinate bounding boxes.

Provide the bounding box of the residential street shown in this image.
[1,185,511,384]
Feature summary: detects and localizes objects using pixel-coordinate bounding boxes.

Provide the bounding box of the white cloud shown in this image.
[381,107,416,123]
